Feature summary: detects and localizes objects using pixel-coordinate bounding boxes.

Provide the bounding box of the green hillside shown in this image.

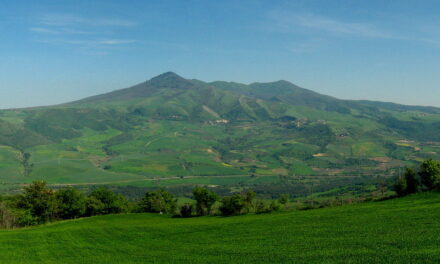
[0,192,439,263]
[0,72,440,195]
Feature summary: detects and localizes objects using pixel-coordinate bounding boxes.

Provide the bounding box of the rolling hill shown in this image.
[0,192,439,263]
[0,72,439,196]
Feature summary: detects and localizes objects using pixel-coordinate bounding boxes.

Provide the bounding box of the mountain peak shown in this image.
[147,71,194,90]
[149,71,183,82]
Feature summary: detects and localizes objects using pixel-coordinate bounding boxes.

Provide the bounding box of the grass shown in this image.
[0,192,439,263]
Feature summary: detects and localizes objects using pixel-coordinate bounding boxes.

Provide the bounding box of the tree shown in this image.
[404,168,419,194]
[192,187,218,216]
[17,181,57,223]
[255,200,268,214]
[138,189,177,214]
[86,188,128,216]
[85,196,105,216]
[269,201,280,212]
[55,187,86,219]
[179,204,193,217]
[219,194,245,216]
[243,190,256,212]
[394,176,407,197]
[278,194,289,206]
[419,159,440,190]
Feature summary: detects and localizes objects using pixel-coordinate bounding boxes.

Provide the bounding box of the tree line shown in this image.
[0,183,286,228]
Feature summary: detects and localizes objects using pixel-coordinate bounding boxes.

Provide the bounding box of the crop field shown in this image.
[0,192,438,263]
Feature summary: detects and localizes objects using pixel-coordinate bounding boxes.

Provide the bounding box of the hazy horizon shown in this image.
[1,0,440,108]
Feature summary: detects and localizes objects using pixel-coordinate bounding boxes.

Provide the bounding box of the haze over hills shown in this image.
[0,72,439,195]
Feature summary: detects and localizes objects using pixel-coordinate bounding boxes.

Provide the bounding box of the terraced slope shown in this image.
[0,193,439,263]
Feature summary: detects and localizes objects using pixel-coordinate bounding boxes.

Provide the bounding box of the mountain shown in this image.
[0,72,439,196]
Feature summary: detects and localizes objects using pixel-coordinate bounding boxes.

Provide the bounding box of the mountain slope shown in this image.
[0,72,439,195]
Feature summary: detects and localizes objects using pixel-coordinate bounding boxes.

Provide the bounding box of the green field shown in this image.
[0,192,439,263]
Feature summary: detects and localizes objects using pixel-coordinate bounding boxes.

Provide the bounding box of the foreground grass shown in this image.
[1,193,439,263]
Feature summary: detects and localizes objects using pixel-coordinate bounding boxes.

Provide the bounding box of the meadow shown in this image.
[0,192,438,263]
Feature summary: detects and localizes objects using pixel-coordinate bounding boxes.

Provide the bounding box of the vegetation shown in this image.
[0,192,439,263]
[137,189,177,214]
[394,159,440,196]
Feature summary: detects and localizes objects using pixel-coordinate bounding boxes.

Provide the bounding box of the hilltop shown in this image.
[0,72,440,196]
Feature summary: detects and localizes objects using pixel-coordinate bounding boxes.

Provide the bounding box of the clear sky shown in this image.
[1,0,439,109]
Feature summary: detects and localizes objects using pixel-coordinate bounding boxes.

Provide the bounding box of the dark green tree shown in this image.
[219,194,245,216]
[404,168,419,194]
[192,187,218,216]
[86,187,128,216]
[179,203,193,217]
[17,181,57,223]
[419,159,440,190]
[138,189,177,214]
[278,194,289,206]
[243,189,256,212]
[55,187,86,219]
[394,176,407,197]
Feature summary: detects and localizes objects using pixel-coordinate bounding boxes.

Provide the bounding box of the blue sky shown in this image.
[1,0,440,108]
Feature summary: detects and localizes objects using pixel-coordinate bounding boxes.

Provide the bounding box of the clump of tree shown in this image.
[218,189,281,216]
[394,159,440,197]
[137,189,177,214]
[219,194,245,216]
[0,181,130,228]
[192,187,218,216]
[85,187,128,216]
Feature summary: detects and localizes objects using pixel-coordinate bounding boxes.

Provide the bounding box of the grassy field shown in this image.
[0,192,439,263]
